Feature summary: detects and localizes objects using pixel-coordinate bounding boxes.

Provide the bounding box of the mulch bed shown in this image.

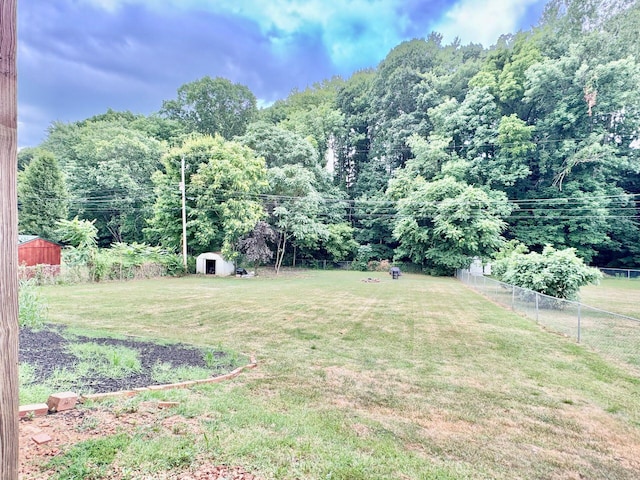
[19,325,232,394]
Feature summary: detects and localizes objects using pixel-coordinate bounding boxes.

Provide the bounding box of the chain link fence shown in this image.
[457,269,640,375]
[599,267,640,279]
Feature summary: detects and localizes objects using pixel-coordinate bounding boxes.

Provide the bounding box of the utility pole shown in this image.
[180,156,187,271]
[0,0,20,477]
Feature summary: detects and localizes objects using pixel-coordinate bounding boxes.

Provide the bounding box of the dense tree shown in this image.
[238,121,319,168]
[267,164,329,273]
[17,146,40,171]
[161,76,257,139]
[146,134,268,259]
[48,122,165,245]
[333,70,375,194]
[390,175,513,274]
[319,223,359,262]
[18,150,68,239]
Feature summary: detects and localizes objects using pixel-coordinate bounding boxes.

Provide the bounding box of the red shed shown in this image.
[18,235,61,268]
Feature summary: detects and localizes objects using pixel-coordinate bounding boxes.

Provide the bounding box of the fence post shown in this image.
[577,303,581,343]
[535,292,539,323]
[512,285,515,308]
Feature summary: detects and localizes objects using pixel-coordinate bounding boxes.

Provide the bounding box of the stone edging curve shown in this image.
[19,355,258,419]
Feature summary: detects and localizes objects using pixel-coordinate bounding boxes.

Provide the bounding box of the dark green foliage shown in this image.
[18,150,68,239]
[238,121,318,168]
[43,119,166,245]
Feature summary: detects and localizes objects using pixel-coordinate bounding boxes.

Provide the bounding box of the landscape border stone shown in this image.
[18,355,257,418]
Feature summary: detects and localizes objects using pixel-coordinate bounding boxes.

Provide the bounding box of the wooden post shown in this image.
[180,156,187,271]
[0,0,19,477]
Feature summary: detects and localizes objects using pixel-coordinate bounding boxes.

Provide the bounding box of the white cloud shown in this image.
[431,0,542,46]
[76,0,545,71]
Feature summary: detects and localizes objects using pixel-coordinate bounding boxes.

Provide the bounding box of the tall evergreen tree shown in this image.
[18,150,68,239]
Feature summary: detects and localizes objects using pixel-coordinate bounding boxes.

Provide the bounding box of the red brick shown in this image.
[31,433,52,445]
[47,392,78,412]
[19,404,49,419]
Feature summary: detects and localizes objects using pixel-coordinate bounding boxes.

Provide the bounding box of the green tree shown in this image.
[42,119,167,245]
[390,175,513,274]
[147,135,268,259]
[55,217,99,277]
[238,121,319,168]
[267,164,331,273]
[70,124,165,244]
[161,76,257,139]
[320,223,358,261]
[261,79,346,168]
[18,150,68,239]
[333,70,375,195]
[17,147,41,171]
[55,216,98,249]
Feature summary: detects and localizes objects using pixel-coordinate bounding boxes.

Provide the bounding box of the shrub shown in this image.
[82,242,185,282]
[351,245,373,271]
[494,245,602,300]
[368,259,392,272]
[18,279,47,329]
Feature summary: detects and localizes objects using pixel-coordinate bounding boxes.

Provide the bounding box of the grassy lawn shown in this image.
[581,278,640,319]
[36,270,640,479]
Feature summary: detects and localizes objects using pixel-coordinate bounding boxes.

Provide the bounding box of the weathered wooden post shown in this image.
[0,0,19,477]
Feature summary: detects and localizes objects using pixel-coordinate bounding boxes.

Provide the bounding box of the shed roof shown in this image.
[18,235,60,246]
[18,235,40,245]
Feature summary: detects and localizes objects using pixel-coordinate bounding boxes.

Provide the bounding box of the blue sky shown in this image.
[18,0,547,147]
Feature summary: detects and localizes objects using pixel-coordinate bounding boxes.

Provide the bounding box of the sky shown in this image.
[17,0,548,148]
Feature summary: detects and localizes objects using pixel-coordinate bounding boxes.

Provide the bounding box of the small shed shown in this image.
[18,235,61,267]
[196,252,235,276]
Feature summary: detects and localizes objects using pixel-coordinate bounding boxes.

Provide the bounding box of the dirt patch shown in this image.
[19,325,234,394]
[19,402,260,479]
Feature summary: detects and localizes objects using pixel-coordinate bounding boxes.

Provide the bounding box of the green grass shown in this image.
[581,277,640,319]
[68,342,142,379]
[45,434,131,479]
[35,271,640,479]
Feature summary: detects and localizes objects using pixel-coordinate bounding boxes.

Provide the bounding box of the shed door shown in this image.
[206,259,216,275]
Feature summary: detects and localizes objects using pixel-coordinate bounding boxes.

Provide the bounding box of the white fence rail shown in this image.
[457,269,640,375]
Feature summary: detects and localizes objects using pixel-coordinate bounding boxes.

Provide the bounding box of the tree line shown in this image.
[18,0,640,274]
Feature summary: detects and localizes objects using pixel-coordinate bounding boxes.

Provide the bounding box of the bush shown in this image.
[351,245,373,271]
[18,279,47,329]
[87,243,186,281]
[367,259,392,272]
[494,245,602,300]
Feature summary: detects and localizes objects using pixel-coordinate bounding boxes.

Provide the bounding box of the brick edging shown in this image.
[19,355,258,418]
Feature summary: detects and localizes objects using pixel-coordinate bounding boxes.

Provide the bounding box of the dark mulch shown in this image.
[19,325,234,394]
